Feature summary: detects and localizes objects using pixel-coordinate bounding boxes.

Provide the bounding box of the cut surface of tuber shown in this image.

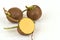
[18,18,35,35]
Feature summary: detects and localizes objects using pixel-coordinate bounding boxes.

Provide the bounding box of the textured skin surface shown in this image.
[7,7,23,23]
[7,16,18,23]
[27,5,42,20]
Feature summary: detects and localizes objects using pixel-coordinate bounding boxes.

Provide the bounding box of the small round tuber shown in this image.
[3,7,23,23]
[25,5,42,20]
[17,18,35,35]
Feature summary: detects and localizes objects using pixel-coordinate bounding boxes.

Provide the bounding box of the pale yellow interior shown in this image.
[19,18,34,34]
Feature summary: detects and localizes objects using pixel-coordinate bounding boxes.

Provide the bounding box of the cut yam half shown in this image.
[17,18,35,35]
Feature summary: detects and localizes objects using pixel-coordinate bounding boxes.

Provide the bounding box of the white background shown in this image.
[0,0,60,40]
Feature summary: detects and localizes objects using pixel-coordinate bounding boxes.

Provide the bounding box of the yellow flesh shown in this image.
[19,18,34,34]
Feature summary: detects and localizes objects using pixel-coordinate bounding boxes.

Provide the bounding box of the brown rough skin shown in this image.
[7,15,18,23]
[27,5,42,20]
[7,7,23,23]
